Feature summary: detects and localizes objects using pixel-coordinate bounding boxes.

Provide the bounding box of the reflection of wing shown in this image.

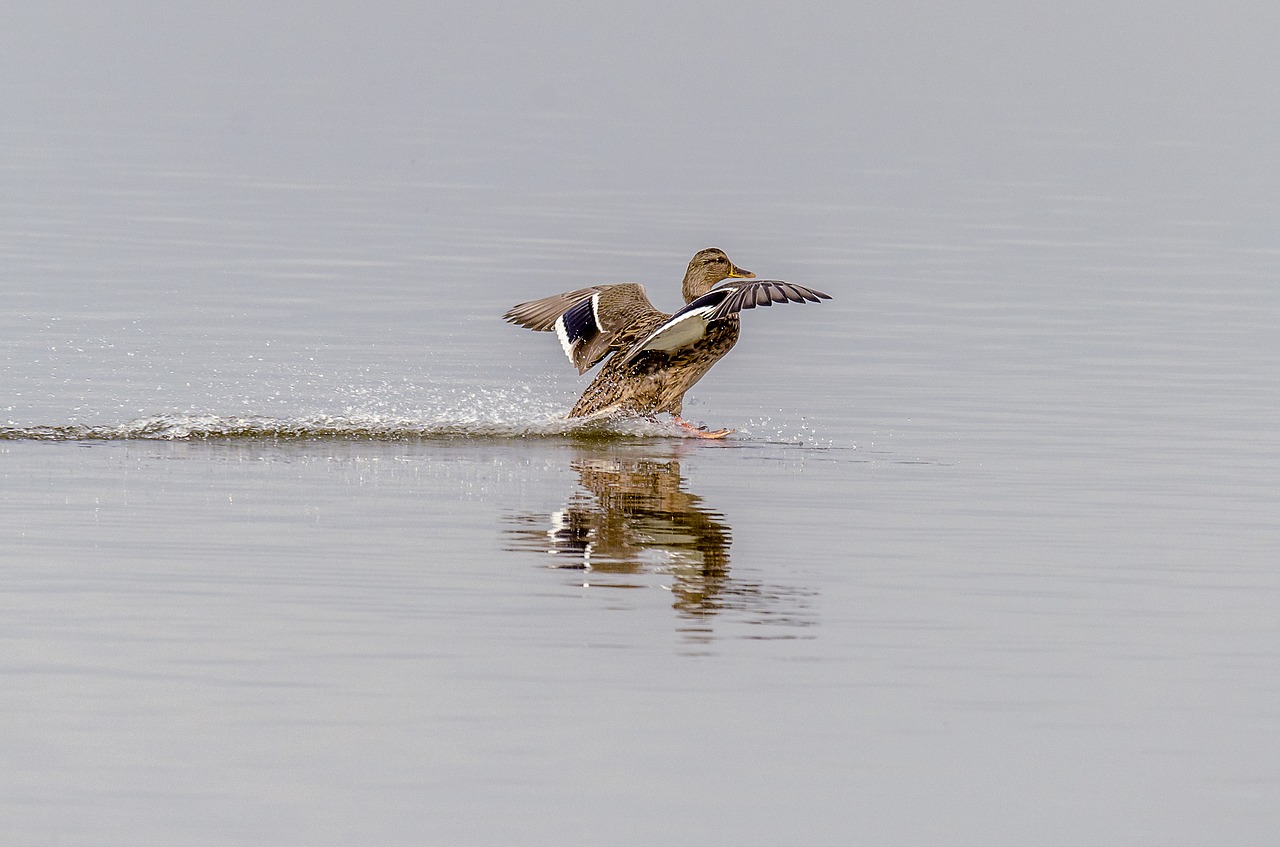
[503,447,816,628]
[571,456,731,575]
[622,280,830,365]
[504,283,666,374]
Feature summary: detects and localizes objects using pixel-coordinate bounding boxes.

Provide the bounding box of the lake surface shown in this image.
[3,5,1280,845]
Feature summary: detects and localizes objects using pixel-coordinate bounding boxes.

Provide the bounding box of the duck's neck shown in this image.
[682,273,716,304]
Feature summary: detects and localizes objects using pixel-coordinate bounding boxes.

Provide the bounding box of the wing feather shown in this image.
[700,279,831,320]
[507,278,830,372]
[621,280,831,364]
[504,283,664,373]
[503,287,601,332]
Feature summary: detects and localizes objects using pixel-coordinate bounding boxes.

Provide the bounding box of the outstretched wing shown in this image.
[697,279,831,320]
[504,283,665,374]
[503,287,602,333]
[621,279,830,365]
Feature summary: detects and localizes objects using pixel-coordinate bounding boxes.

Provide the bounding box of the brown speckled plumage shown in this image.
[504,248,830,429]
[568,315,740,418]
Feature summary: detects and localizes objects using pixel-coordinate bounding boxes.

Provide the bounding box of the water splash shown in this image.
[0,411,703,442]
[2,385,829,444]
[734,414,835,448]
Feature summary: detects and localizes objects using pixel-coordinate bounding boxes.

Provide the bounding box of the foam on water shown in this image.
[2,377,831,444]
[0,411,830,444]
[0,412,689,442]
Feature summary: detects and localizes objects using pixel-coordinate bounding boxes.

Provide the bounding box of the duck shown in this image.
[503,248,830,438]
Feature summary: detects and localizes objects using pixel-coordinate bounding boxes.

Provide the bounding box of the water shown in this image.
[4,4,1280,845]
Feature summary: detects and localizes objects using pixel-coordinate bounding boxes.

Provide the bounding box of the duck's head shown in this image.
[682,248,755,303]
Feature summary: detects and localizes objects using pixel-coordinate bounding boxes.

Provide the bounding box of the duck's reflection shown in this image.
[506,445,813,633]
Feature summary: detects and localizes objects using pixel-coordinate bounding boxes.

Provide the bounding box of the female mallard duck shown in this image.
[504,248,830,437]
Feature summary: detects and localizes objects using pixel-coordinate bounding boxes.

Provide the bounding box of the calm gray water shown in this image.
[3,4,1280,845]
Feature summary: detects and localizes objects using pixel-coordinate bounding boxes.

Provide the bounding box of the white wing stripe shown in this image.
[622,305,717,364]
[554,314,573,363]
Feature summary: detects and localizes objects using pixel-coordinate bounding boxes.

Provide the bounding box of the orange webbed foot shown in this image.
[672,416,734,439]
